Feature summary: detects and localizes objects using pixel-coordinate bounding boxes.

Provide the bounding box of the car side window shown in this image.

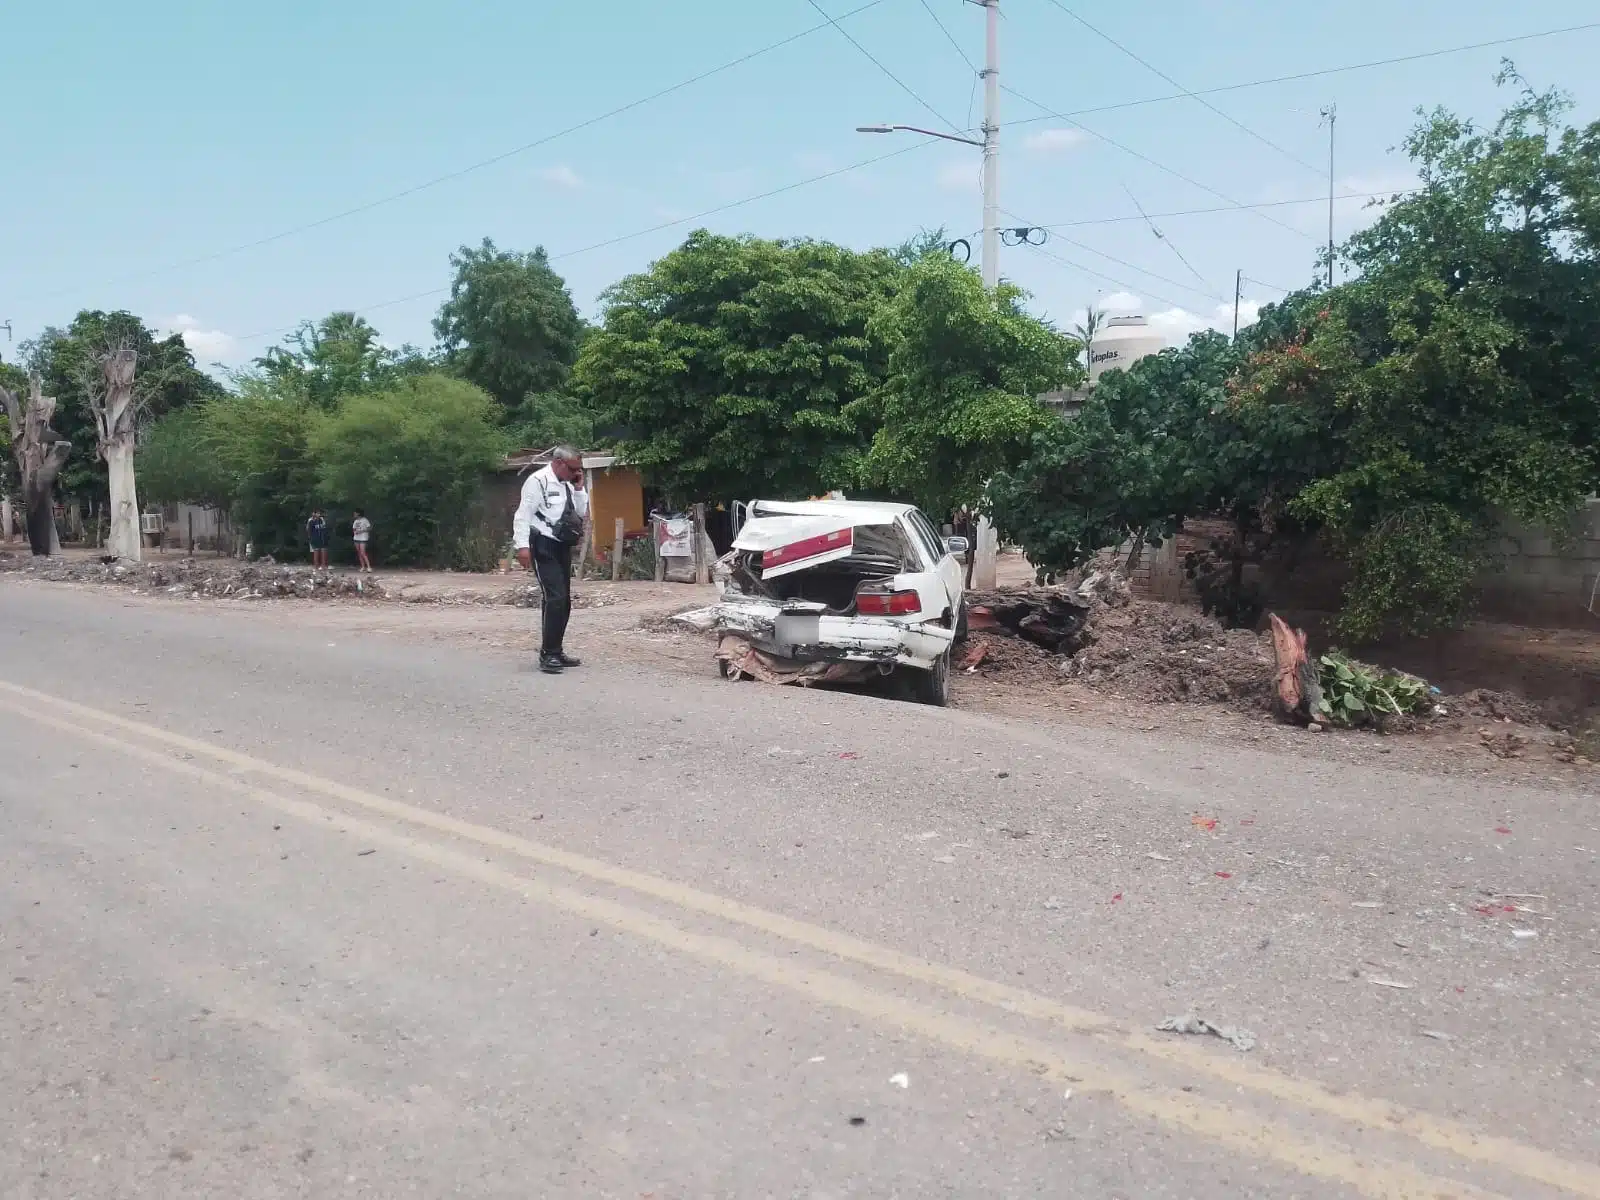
[906,511,946,566]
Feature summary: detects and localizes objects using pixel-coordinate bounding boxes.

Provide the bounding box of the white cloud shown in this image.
[164,314,239,364]
[535,164,584,190]
[1023,128,1087,155]
[1147,299,1263,343]
[1099,290,1143,314]
[936,158,980,194]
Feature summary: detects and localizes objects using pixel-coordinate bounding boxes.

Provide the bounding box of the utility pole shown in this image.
[1320,102,1337,288]
[967,0,1002,590]
[979,0,1000,291]
[1233,269,1243,339]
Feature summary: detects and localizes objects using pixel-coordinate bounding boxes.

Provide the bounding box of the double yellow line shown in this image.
[1,677,1593,1199]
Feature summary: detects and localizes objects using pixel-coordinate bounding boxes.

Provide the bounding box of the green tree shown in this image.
[256,312,428,408]
[1241,79,1600,636]
[856,255,1081,517]
[433,239,584,410]
[573,230,906,502]
[138,407,234,510]
[992,80,1600,638]
[308,373,506,566]
[504,390,599,451]
[22,311,224,504]
[196,373,319,557]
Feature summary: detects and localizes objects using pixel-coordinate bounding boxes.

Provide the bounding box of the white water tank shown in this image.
[1086,315,1166,382]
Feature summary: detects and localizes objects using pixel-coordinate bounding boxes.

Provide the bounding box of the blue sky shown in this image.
[3,0,1597,370]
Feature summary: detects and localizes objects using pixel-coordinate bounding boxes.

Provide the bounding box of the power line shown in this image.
[1242,274,1294,294]
[805,0,960,132]
[1038,0,1328,177]
[1002,82,1312,239]
[1123,184,1211,288]
[25,0,889,306]
[1018,241,1189,312]
[999,208,1226,304]
[916,0,978,73]
[1032,189,1408,229]
[1005,20,1600,130]
[235,142,929,345]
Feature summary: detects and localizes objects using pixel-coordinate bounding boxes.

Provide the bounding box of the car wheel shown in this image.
[906,647,951,707]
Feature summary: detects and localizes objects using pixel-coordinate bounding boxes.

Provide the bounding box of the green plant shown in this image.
[308,373,507,566]
[1316,652,1432,727]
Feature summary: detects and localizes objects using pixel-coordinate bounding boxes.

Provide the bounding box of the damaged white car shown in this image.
[687,499,970,705]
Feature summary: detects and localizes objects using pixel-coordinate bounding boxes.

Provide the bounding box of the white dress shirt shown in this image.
[513,464,590,549]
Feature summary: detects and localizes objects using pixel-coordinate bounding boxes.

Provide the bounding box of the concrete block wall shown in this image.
[1126,501,1600,629]
[1479,500,1600,625]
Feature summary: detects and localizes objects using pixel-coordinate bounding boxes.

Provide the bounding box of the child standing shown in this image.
[352,509,373,572]
[306,510,329,569]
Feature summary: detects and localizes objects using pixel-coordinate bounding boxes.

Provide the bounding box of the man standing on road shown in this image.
[513,446,589,675]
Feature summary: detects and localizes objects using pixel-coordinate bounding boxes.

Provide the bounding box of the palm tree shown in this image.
[1073,307,1105,377]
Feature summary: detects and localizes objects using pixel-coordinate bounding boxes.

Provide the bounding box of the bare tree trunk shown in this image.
[0,494,12,542]
[1,377,73,557]
[92,347,142,561]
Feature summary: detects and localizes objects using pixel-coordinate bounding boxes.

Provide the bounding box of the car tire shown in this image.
[906,647,952,707]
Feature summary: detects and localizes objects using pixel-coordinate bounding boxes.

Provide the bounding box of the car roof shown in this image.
[748,498,917,524]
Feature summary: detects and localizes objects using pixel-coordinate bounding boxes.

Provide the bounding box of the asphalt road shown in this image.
[2,580,1597,1199]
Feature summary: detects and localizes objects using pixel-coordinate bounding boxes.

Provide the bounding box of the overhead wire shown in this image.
[1031,189,1407,228]
[1002,82,1311,238]
[999,207,1226,304]
[1019,241,1189,312]
[916,0,979,73]
[1122,184,1212,288]
[1038,0,1325,176]
[804,0,961,132]
[25,0,890,305]
[1003,20,1600,129]
[234,142,930,344]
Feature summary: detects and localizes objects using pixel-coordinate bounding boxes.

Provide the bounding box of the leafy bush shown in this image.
[308,373,506,566]
[199,375,319,558]
[1316,652,1431,727]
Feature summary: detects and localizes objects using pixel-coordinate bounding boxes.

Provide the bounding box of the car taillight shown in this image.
[856,587,921,616]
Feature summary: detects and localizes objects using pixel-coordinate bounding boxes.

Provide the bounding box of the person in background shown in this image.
[513,446,589,674]
[306,510,329,569]
[352,509,373,573]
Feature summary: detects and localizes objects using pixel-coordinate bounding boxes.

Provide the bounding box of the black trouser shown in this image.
[531,533,573,656]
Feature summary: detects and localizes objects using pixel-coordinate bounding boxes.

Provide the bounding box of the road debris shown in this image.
[889,1072,909,1089]
[1512,929,1539,940]
[1156,1012,1257,1052]
[357,849,376,857]
[1420,1030,1453,1042]
[1146,852,1173,862]
[1369,978,1413,990]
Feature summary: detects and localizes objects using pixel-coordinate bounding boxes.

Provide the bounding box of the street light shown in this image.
[855,124,982,147]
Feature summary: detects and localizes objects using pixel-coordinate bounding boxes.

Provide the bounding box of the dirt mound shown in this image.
[0,555,391,600]
[965,573,1273,709]
[1061,597,1273,707]
[1452,688,1547,726]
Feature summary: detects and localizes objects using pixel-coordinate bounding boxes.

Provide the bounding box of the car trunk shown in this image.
[727,519,915,615]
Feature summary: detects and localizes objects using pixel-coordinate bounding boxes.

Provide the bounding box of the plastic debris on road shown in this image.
[889,1072,909,1089]
[1156,1012,1257,1052]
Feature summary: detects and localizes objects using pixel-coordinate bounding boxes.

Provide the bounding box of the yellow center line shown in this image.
[2,677,1595,1198]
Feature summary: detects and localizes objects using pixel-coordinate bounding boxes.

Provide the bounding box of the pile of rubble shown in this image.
[963,571,1275,709]
[0,554,391,601]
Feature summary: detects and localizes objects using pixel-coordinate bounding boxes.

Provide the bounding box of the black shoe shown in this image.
[539,655,565,675]
[553,652,582,668]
